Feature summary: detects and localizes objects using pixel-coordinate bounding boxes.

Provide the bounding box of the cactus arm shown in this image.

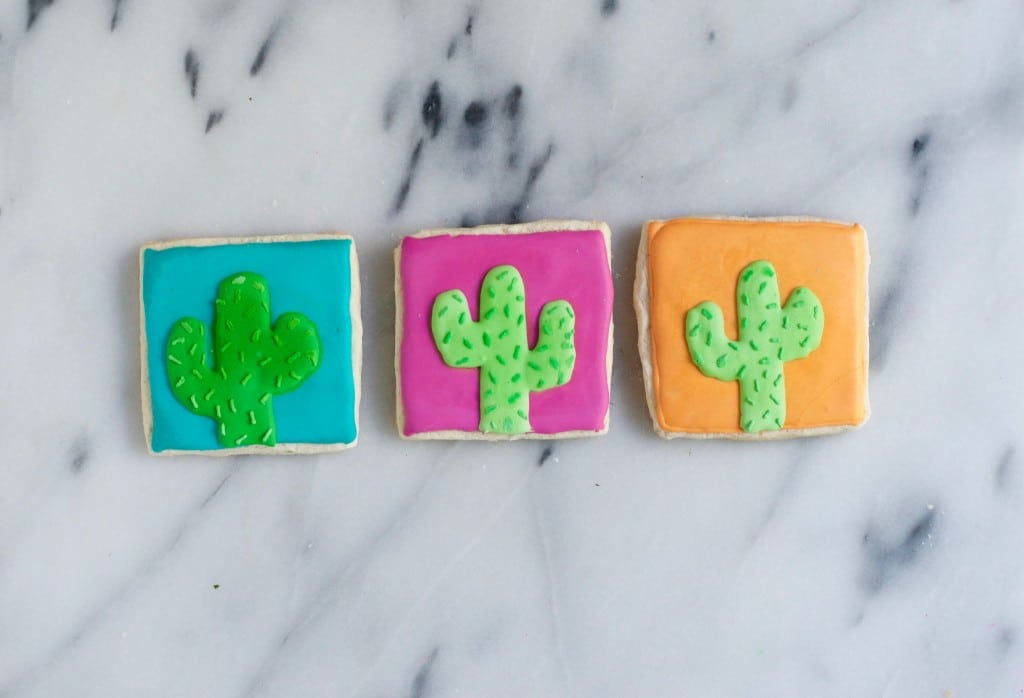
[525,300,576,391]
[779,287,824,361]
[166,317,222,418]
[263,312,323,393]
[685,302,745,380]
[431,290,487,367]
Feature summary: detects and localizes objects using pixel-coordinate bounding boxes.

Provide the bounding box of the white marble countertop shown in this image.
[2,1,1023,696]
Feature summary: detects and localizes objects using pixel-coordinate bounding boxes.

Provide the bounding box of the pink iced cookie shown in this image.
[395,220,613,440]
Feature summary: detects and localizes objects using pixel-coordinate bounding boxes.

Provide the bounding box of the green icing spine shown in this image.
[165,271,322,448]
[430,265,576,435]
[685,260,824,433]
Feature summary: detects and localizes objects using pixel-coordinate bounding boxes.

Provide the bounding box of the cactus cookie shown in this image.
[165,271,322,448]
[140,234,361,455]
[635,217,869,439]
[396,220,613,440]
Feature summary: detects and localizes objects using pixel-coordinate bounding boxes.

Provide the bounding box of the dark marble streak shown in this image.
[793,1,868,58]
[538,445,553,467]
[508,143,554,223]
[600,0,618,17]
[868,253,907,370]
[994,445,1016,492]
[109,0,124,30]
[409,647,440,698]
[184,49,199,99]
[503,84,522,121]
[996,626,1016,657]
[503,84,523,167]
[422,81,444,139]
[392,138,424,214]
[869,132,932,366]
[382,81,406,131]
[26,0,55,29]
[781,77,799,111]
[69,436,89,474]
[461,100,488,149]
[870,130,935,367]
[911,132,930,159]
[446,12,474,60]
[743,458,808,546]
[205,110,224,133]
[464,101,487,126]
[390,78,455,212]
[0,472,235,696]
[707,29,716,44]
[909,131,931,216]
[250,22,280,76]
[861,507,936,593]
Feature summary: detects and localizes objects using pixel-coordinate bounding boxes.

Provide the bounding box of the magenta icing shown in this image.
[400,229,613,436]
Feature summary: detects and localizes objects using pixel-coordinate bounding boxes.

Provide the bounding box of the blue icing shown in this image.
[143,239,357,451]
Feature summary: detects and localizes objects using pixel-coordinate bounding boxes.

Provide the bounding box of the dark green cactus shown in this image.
[431,265,576,435]
[685,260,824,433]
[165,271,322,448]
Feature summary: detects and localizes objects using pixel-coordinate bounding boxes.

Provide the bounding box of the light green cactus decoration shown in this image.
[165,271,322,448]
[431,265,576,435]
[685,260,824,433]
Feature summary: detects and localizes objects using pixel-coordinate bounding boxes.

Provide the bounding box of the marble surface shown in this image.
[1,0,1022,695]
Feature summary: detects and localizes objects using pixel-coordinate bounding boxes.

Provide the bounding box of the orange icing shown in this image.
[648,218,868,433]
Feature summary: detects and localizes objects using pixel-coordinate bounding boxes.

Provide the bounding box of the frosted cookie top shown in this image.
[140,234,361,455]
[640,217,868,439]
[396,220,613,440]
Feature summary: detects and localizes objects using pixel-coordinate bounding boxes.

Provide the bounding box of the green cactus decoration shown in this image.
[431,265,576,435]
[685,260,824,433]
[165,271,322,448]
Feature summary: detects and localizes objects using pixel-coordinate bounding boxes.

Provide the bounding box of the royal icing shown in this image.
[431,265,576,434]
[166,271,322,447]
[399,229,612,436]
[647,218,867,434]
[142,238,358,451]
[685,260,824,432]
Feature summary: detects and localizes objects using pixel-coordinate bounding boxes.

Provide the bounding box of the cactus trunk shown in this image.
[481,369,531,434]
[213,396,274,447]
[165,271,322,448]
[685,260,823,433]
[431,265,576,435]
[737,365,786,432]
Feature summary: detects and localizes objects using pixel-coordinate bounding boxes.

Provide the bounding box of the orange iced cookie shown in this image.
[634,217,869,439]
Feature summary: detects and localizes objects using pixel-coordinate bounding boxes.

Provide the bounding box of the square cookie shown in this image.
[635,217,869,439]
[395,220,613,440]
[140,234,361,455]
